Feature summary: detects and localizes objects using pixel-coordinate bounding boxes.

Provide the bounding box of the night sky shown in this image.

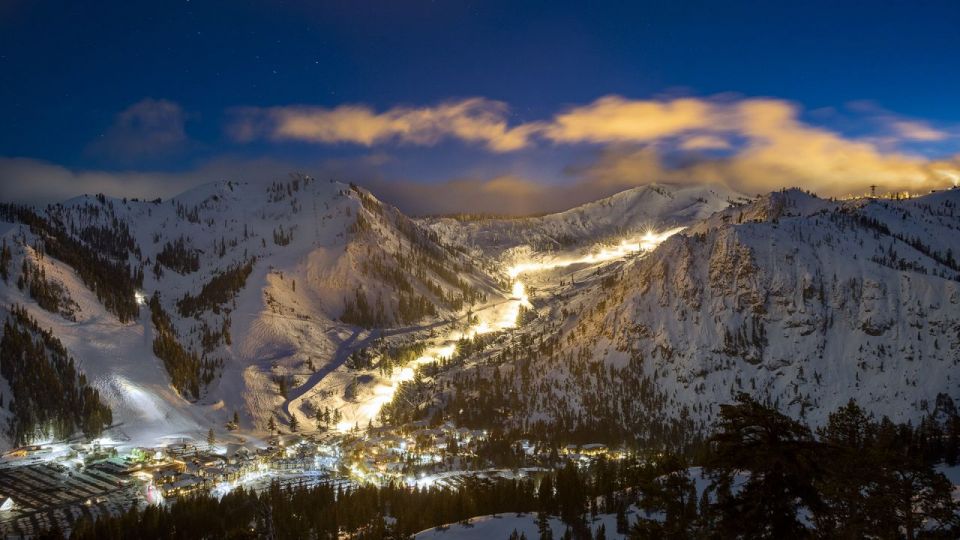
[2,0,959,214]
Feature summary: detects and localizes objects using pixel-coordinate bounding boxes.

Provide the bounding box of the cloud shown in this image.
[227,98,537,152]
[889,120,948,141]
[6,94,960,215]
[541,96,720,144]
[88,98,188,161]
[0,155,645,217]
[0,157,194,202]
[0,155,371,204]
[546,96,960,196]
[679,134,732,151]
[224,94,959,198]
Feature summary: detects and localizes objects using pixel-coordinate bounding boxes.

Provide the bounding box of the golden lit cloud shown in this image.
[29,94,957,213]
[679,134,732,150]
[226,95,958,198]
[547,96,959,196]
[228,98,536,152]
[541,96,717,143]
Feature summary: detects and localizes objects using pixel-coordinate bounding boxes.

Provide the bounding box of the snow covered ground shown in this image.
[415,512,628,540]
[2,179,959,453]
[0,177,499,449]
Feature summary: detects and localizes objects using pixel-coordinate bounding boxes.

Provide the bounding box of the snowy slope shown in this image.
[415,512,628,540]
[3,179,958,451]
[0,176,499,449]
[392,187,960,449]
[421,183,749,260]
[533,188,960,429]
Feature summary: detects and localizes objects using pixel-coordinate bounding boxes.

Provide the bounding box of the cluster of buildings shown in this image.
[0,435,343,536]
[0,424,621,536]
[338,422,491,484]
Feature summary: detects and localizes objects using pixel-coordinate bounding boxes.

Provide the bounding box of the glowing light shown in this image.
[505,227,684,278]
[340,228,683,429]
[936,169,960,187]
[134,290,146,305]
[512,280,531,307]
[433,344,456,359]
[471,321,491,335]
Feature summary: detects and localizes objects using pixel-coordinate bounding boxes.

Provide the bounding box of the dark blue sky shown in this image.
[2,0,959,212]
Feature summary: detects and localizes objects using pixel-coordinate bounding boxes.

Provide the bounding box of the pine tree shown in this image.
[536,511,552,540]
[207,427,215,447]
[0,239,11,283]
[615,501,628,534]
[633,456,699,538]
[315,407,327,431]
[706,393,823,539]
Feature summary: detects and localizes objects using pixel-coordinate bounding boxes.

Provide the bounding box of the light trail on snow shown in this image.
[337,227,684,431]
[505,227,685,279]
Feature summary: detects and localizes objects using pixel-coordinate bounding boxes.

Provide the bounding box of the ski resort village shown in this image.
[4,1,960,537]
[0,175,959,537]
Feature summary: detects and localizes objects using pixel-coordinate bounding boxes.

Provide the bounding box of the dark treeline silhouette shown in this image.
[0,305,112,445]
[634,394,960,539]
[38,396,960,539]
[0,204,143,322]
[155,236,201,275]
[150,294,220,399]
[177,258,255,317]
[16,259,76,320]
[0,239,11,283]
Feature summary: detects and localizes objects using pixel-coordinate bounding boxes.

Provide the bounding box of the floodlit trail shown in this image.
[281,296,519,426]
[322,227,684,431]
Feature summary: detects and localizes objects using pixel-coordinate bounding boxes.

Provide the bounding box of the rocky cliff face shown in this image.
[390,188,960,451]
[585,188,960,427]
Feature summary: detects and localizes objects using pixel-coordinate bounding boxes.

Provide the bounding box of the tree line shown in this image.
[150,294,220,400]
[38,395,960,539]
[0,304,112,445]
[176,258,255,318]
[0,204,143,322]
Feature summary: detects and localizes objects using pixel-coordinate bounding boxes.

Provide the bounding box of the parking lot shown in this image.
[0,460,143,537]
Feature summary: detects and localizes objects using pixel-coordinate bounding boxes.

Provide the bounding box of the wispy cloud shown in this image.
[558,96,960,196]
[87,98,189,161]
[888,119,948,142]
[6,94,960,214]
[0,155,368,204]
[226,94,960,197]
[540,96,721,144]
[227,98,537,152]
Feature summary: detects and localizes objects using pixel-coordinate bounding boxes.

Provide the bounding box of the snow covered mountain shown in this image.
[2,177,958,453]
[391,187,960,449]
[421,183,749,260]
[0,176,498,448]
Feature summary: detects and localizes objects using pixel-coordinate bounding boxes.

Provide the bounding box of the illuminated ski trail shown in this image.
[338,227,683,431]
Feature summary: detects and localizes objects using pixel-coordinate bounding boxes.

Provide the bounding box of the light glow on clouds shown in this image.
[228,98,537,152]
[226,94,960,199]
[4,94,960,213]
